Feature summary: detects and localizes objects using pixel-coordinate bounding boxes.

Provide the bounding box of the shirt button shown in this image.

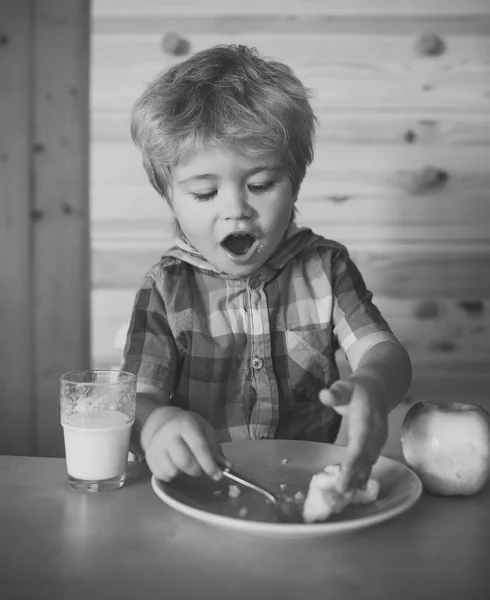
[251,356,264,370]
[249,276,261,289]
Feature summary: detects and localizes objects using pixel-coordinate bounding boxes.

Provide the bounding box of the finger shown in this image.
[146,446,179,482]
[182,428,224,480]
[201,422,233,471]
[214,449,233,472]
[338,414,372,492]
[319,380,354,408]
[168,437,204,478]
[338,461,372,493]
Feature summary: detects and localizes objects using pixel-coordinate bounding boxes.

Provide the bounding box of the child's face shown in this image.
[170,144,295,276]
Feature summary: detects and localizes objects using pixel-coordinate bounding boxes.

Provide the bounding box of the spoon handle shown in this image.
[222,468,278,505]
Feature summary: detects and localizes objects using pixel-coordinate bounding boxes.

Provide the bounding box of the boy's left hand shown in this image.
[319,378,388,493]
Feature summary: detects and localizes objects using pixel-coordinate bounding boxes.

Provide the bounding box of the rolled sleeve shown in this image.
[331,248,391,353]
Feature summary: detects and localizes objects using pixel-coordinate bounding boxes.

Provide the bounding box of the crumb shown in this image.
[238,507,248,518]
[279,483,288,490]
[281,458,290,465]
[213,489,223,495]
[293,491,305,503]
[323,464,341,476]
[228,484,241,498]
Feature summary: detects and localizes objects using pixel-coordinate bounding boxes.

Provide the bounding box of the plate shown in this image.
[151,440,422,537]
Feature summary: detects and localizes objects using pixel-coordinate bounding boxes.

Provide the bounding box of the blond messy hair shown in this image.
[131,44,317,203]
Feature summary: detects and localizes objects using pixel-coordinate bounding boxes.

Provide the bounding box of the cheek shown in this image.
[174,203,214,241]
[267,198,294,232]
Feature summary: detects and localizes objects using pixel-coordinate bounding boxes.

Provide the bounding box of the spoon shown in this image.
[222,467,278,505]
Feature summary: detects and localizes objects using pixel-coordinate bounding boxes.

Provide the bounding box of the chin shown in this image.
[220,262,262,277]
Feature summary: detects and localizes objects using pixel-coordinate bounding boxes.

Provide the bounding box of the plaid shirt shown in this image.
[122,226,391,443]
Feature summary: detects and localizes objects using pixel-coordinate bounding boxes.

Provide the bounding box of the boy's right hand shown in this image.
[142,406,230,482]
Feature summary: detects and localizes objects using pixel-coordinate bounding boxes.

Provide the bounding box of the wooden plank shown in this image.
[376,297,490,369]
[92,14,490,35]
[90,141,490,203]
[32,0,91,458]
[91,243,490,298]
[91,33,490,112]
[91,214,490,249]
[92,0,490,18]
[92,112,490,145]
[0,1,33,456]
[90,184,490,242]
[349,245,490,299]
[91,289,490,373]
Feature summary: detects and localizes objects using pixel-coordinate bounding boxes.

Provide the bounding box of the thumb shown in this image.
[319,380,355,408]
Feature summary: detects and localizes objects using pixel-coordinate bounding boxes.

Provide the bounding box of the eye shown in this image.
[190,190,218,202]
[248,182,277,194]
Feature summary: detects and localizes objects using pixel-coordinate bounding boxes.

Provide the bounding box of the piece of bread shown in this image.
[302,464,380,523]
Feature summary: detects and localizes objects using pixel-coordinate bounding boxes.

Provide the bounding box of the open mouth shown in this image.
[221,232,257,258]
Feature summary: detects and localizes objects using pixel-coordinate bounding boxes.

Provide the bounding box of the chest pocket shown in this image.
[285,328,338,388]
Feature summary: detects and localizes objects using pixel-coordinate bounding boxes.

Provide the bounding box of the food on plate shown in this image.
[228,484,241,498]
[302,464,380,523]
[401,401,490,496]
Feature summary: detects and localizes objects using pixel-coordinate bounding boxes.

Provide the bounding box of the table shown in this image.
[1,455,489,600]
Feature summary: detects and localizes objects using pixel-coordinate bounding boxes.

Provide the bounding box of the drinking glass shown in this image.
[60,370,136,492]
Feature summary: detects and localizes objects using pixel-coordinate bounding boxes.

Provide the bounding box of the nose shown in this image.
[220,188,252,220]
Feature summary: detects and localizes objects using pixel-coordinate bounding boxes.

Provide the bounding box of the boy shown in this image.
[122,45,412,494]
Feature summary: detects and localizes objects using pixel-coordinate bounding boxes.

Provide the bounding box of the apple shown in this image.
[400,401,490,496]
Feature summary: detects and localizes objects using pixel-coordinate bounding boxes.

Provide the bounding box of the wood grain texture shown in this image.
[93,14,490,35]
[91,29,490,67]
[92,112,490,145]
[90,189,490,241]
[32,0,91,457]
[0,1,34,456]
[92,46,490,113]
[92,0,490,18]
[91,141,490,198]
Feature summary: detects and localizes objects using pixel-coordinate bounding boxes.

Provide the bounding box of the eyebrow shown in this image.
[177,165,282,185]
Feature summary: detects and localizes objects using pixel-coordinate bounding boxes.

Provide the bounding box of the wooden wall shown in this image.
[0,1,90,457]
[90,0,490,458]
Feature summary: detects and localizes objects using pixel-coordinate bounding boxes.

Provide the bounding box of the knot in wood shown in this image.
[401,166,449,195]
[415,32,446,57]
[161,32,190,56]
